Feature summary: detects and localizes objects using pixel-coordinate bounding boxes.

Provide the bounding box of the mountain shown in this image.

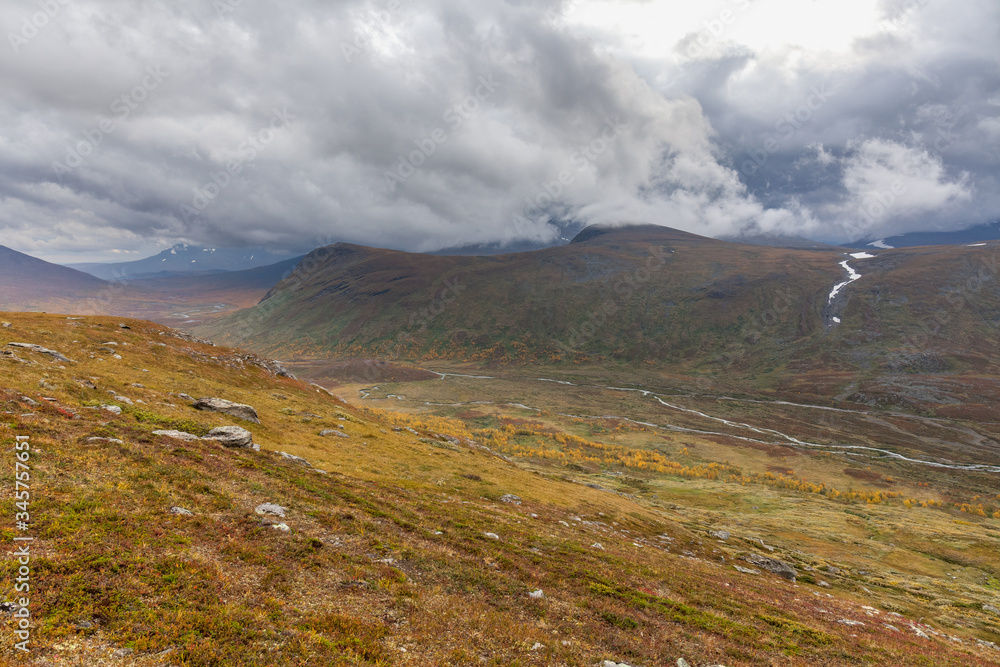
[69,244,304,280]
[845,220,1000,249]
[1,245,304,326]
[0,244,111,312]
[720,233,842,250]
[2,311,998,665]
[195,223,1000,403]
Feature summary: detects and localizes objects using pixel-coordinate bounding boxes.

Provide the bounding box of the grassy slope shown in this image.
[195,228,1000,399]
[0,313,997,666]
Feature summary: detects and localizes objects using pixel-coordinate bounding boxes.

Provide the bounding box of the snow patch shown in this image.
[827,260,862,303]
[850,252,876,259]
[868,239,893,249]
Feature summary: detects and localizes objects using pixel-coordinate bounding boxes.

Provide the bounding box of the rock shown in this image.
[838,619,864,627]
[320,429,349,438]
[984,604,1000,615]
[1,322,11,328]
[86,437,124,445]
[818,580,831,588]
[734,565,760,575]
[102,405,123,415]
[500,494,522,505]
[678,660,691,667]
[178,393,195,401]
[529,589,544,599]
[119,323,131,329]
[744,554,797,582]
[202,426,255,449]
[278,451,311,467]
[484,532,500,540]
[530,642,544,651]
[194,397,260,423]
[7,343,74,363]
[255,503,287,518]
[112,648,134,658]
[271,523,291,532]
[169,507,194,516]
[825,565,841,574]
[153,430,200,441]
[710,530,731,541]
[20,397,39,407]
[591,542,605,550]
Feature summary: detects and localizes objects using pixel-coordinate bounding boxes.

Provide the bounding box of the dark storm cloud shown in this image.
[0,0,997,261]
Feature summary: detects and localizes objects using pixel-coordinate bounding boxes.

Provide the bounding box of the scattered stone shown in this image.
[529,589,544,599]
[710,530,730,541]
[984,604,1000,615]
[20,397,39,407]
[112,648,134,658]
[1,322,11,328]
[530,642,544,651]
[734,565,760,575]
[86,437,124,445]
[744,554,797,582]
[194,397,260,423]
[119,323,131,329]
[178,393,195,401]
[202,426,255,449]
[0,602,19,613]
[976,639,998,650]
[255,503,288,518]
[7,343,74,363]
[591,543,605,550]
[911,626,930,639]
[838,619,865,627]
[818,581,831,588]
[169,507,194,516]
[102,405,122,415]
[677,659,691,667]
[825,565,841,574]
[278,451,311,467]
[75,619,94,630]
[484,532,500,540]
[884,624,900,632]
[500,494,522,505]
[271,523,291,532]
[320,429,349,438]
[153,430,200,441]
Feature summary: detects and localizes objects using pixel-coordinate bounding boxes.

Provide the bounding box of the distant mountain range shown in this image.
[0,244,304,326]
[69,244,303,280]
[845,220,1000,249]
[195,224,1000,398]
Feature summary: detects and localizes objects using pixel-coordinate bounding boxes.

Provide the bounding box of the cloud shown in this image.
[0,0,997,261]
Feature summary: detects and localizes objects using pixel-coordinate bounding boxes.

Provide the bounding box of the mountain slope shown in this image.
[846,220,1000,249]
[2,312,998,665]
[70,244,303,280]
[0,245,111,312]
[196,225,1000,395]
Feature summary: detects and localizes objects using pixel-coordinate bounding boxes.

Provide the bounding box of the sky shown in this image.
[1,0,998,263]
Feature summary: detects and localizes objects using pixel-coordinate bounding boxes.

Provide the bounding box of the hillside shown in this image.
[195,225,1000,403]
[1,312,999,665]
[0,247,302,328]
[70,245,303,280]
[0,246,111,313]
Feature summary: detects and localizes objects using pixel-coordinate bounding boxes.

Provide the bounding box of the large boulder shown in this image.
[744,554,797,582]
[193,397,260,423]
[202,426,256,450]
